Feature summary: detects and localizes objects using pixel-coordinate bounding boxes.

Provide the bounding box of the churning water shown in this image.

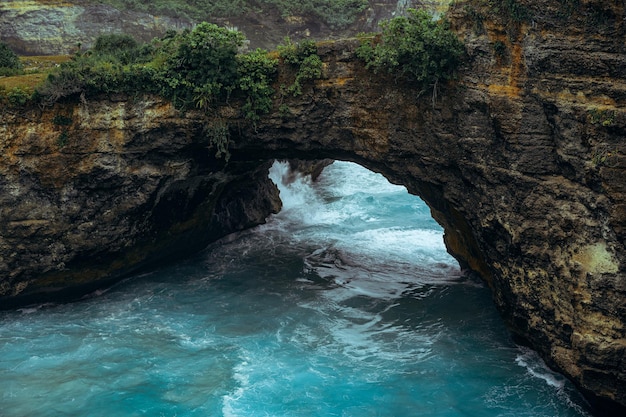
[0,161,591,416]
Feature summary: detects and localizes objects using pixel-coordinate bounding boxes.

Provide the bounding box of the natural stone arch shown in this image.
[0,20,625,417]
[225,41,625,415]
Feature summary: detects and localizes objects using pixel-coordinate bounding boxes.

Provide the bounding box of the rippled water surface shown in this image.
[0,161,591,416]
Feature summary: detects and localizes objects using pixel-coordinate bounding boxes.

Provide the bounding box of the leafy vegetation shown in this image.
[278,38,323,97]
[588,108,616,127]
[237,48,279,121]
[8,23,324,120]
[356,9,464,94]
[591,146,618,168]
[0,41,23,76]
[29,23,284,158]
[205,119,231,161]
[157,23,246,109]
[5,6,467,117]
[36,23,278,122]
[6,87,29,106]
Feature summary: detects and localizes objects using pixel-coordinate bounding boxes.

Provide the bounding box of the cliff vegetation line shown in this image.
[1,8,464,125]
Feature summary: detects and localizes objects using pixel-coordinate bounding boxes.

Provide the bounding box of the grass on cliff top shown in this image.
[0,73,47,93]
[0,56,69,93]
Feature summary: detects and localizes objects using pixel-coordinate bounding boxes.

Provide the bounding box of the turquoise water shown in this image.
[0,161,591,417]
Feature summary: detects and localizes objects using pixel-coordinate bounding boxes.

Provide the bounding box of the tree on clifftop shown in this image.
[0,41,22,74]
[357,9,464,99]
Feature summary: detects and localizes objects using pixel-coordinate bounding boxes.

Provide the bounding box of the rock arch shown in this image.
[230,40,626,414]
[1,19,625,417]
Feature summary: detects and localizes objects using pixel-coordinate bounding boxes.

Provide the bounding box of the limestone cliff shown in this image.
[0,0,625,415]
[0,97,284,306]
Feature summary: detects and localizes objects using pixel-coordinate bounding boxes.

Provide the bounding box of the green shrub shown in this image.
[237,48,279,121]
[7,87,29,106]
[37,61,88,103]
[278,38,323,96]
[168,22,244,104]
[36,34,152,102]
[92,33,152,65]
[37,23,244,107]
[278,38,317,65]
[588,108,615,127]
[0,42,22,72]
[37,23,279,121]
[357,9,464,91]
[206,119,231,161]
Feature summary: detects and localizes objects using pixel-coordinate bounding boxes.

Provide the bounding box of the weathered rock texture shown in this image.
[0,0,191,55]
[0,0,624,415]
[0,96,286,306]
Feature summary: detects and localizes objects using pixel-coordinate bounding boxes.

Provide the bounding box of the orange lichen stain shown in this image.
[487,83,522,97]
[483,22,529,98]
[532,85,620,108]
[317,77,353,88]
[508,40,525,87]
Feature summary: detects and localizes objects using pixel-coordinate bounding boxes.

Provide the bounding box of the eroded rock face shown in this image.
[0,1,191,55]
[0,0,624,414]
[0,97,283,307]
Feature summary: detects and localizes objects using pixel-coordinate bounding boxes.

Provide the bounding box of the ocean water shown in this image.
[0,161,592,417]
